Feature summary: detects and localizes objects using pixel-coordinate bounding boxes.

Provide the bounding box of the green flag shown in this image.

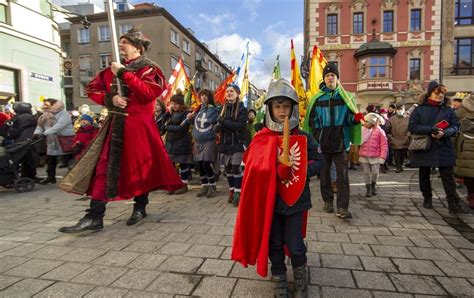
[272,55,281,80]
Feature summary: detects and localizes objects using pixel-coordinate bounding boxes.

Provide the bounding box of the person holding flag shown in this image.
[304,63,364,219]
[232,78,322,298]
[58,27,183,233]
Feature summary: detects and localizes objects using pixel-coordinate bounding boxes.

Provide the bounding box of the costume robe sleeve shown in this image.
[120,66,166,105]
[86,69,110,106]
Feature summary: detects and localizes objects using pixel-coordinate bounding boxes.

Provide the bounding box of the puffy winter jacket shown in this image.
[455,95,474,178]
[163,110,192,156]
[217,102,248,154]
[359,126,388,159]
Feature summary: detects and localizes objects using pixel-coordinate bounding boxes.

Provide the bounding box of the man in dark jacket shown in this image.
[1,102,40,180]
[408,81,467,214]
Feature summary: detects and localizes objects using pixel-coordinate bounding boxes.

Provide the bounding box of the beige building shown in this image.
[65,4,231,110]
[441,0,474,95]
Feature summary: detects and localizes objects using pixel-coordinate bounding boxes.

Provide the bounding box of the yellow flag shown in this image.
[307,44,327,98]
[290,39,308,123]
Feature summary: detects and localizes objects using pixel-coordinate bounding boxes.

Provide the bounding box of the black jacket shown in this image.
[1,112,38,143]
[274,130,323,215]
[163,110,192,156]
[217,102,248,154]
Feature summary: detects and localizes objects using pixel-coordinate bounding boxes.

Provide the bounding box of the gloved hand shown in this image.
[354,112,365,123]
[277,163,292,181]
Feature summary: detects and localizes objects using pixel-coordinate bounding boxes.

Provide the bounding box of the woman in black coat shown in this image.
[408,81,467,214]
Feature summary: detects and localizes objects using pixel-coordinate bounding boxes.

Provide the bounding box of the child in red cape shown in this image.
[231,79,322,297]
[71,114,99,161]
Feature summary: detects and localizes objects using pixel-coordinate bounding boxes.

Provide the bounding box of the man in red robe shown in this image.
[59,27,183,233]
[231,79,322,297]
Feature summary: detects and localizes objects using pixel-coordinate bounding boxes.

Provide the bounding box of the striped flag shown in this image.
[214,70,237,105]
[162,57,200,108]
[290,39,308,122]
[307,44,327,98]
[272,55,281,80]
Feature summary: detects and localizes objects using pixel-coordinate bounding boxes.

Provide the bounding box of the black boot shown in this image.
[126,209,147,226]
[293,265,308,298]
[39,176,56,185]
[423,197,433,209]
[371,182,377,196]
[271,274,289,298]
[196,185,209,197]
[449,203,468,215]
[365,184,372,197]
[206,185,217,198]
[58,217,103,233]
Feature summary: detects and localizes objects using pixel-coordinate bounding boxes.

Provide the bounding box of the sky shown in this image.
[53,0,305,90]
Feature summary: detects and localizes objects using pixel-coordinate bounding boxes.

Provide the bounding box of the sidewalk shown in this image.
[0,167,473,297]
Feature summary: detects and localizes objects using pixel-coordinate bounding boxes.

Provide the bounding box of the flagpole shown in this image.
[104,0,123,96]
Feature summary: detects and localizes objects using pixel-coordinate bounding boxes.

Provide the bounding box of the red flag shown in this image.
[214,71,236,105]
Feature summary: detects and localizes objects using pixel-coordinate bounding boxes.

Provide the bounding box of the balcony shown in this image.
[357,80,393,92]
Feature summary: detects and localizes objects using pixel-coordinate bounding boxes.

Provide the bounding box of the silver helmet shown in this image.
[264,78,299,132]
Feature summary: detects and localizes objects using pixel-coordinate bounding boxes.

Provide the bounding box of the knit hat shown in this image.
[366,105,376,113]
[365,112,385,126]
[170,94,185,105]
[323,62,339,78]
[379,108,388,114]
[226,83,241,94]
[120,26,151,54]
[426,80,439,97]
[81,114,94,124]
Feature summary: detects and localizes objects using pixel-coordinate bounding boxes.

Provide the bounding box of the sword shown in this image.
[104,0,123,97]
[278,116,291,166]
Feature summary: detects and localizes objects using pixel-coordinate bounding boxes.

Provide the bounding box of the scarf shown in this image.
[37,101,65,128]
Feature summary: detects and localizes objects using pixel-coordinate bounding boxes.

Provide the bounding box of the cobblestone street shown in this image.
[0,167,473,297]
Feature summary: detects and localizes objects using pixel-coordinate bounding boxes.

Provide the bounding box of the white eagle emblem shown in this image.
[278,142,302,188]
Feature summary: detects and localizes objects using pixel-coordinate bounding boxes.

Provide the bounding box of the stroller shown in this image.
[0,137,43,192]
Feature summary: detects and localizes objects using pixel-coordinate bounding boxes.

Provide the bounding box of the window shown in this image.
[208,61,212,70]
[359,57,390,79]
[454,38,474,75]
[170,28,179,46]
[79,55,91,70]
[196,51,203,61]
[78,28,90,43]
[183,39,191,55]
[383,11,394,32]
[409,58,421,80]
[79,83,87,97]
[455,0,474,25]
[410,9,421,31]
[99,53,112,69]
[0,67,20,100]
[184,64,191,77]
[98,25,110,41]
[0,4,8,24]
[327,14,338,35]
[40,0,51,17]
[119,23,133,35]
[353,12,364,34]
[214,66,218,73]
[171,56,178,70]
[117,3,126,12]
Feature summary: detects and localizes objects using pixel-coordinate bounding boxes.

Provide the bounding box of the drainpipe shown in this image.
[439,0,443,84]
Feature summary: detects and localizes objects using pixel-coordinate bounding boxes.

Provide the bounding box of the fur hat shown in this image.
[170,94,185,106]
[120,26,151,54]
[323,62,339,78]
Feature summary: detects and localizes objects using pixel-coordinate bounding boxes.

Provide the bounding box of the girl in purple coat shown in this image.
[359,113,388,197]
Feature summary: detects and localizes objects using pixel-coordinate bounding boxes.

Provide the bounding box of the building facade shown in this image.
[304,0,442,109]
[66,4,231,110]
[441,0,474,95]
[0,0,64,109]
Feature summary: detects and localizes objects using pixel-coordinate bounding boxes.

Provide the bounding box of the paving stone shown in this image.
[376,236,414,246]
[371,245,414,258]
[0,278,54,297]
[185,244,225,258]
[321,286,372,298]
[390,274,446,295]
[218,235,233,246]
[193,276,236,297]
[392,259,444,276]
[122,240,165,253]
[435,276,474,296]
[59,247,106,263]
[0,275,21,290]
[372,291,414,298]
[353,271,395,291]
[360,256,399,272]
[306,252,321,267]
[83,286,128,297]
[390,228,423,237]
[94,251,140,267]
[459,249,474,261]
[307,241,343,254]
[40,262,91,281]
[220,246,232,260]
[444,248,469,262]
[317,232,350,243]
[229,263,271,280]
[124,290,173,297]
[309,267,355,287]
[359,227,392,236]
[184,224,212,234]
[186,234,224,245]
[349,234,379,244]
[407,247,455,261]
[197,259,234,276]
[445,236,474,249]
[28,245,75,259]
[5,258,63,278]
[231,279,273,297]
[158,256,204,273]
[111,269,160,290]
[341,243,374,256]
[0,256,29,273]
[34,282,95,297]
[320,254,363,270]
[71,265,128,286]
[127,253,168,270]
[1,243,43,257]
[408,236,434,248]
[208,225,234,235]
[146,272,201,295]
[158,242,191,255]
[0,241,22,253]
[434,260,474,278]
